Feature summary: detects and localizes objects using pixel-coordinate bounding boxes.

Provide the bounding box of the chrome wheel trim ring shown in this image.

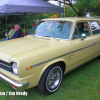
[46,66,62,92]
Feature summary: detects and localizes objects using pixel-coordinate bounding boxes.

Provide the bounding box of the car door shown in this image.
[71,21,96,67]
[89,20,100,54]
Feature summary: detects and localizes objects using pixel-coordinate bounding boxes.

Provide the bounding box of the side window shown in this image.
[89,21,100,35]
[73,22,90,39]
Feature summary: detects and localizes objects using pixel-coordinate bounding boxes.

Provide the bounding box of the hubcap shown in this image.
[46,67,62,92]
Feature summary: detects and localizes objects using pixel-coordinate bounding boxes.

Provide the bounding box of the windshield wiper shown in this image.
[43,35,59,41]
[43,35,55,38]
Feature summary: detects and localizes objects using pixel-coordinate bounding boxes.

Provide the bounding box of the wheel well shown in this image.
[58,61,66,73]
[49,61,66,74]
[38,61,66,86]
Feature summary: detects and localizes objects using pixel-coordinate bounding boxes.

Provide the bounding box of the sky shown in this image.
[48,0,59,6]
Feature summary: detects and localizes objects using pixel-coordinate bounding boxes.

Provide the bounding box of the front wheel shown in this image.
[37,63,63,95]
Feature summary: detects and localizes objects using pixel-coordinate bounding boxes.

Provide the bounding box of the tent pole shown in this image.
[64,0,65,17]
[5,13,9,39]
[24,13,26,36]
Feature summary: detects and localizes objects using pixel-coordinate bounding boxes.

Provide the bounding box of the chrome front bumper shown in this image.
[0,73,29,91]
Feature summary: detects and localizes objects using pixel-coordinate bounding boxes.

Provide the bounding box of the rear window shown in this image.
[89,21,100,35]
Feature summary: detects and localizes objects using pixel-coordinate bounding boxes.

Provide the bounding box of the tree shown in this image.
[73,0,100,16]
[0,14,49,38]
[0,15,24,38]
[65,5,78,17]
[46,0,100,16]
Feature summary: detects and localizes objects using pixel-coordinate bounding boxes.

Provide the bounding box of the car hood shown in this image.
[0,36,52,62]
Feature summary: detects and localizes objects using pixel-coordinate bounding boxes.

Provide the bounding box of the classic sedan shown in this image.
[0,17,100,95]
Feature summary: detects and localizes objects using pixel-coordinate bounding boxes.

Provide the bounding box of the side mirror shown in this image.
[81,33,86,40]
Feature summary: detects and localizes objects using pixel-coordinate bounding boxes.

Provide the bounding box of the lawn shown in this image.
[0,38,4,41]
[0,57,100,100]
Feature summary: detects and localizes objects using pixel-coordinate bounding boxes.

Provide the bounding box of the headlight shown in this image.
[12,63,18,75]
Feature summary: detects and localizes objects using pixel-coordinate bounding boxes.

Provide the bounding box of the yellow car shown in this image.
[0,17,100,95]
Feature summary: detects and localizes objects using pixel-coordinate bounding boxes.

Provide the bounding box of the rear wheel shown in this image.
[37,63,63,95]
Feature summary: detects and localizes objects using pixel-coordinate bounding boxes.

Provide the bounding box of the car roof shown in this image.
[42,17,100,22]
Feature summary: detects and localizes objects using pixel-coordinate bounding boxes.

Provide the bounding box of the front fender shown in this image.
[38,58,66,84]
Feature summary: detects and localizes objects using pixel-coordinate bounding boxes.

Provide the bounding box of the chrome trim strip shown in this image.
[65,54,100,75]
[27,41,100,69]
[0,60,19,76]
[0,73,29,91]
[95,41,100,45]
[74,44,94,52]
[30,51,74,68]
[0,68,19,76]
[0,59,10,64]
[65,54,74,58]
[0,62,11,68]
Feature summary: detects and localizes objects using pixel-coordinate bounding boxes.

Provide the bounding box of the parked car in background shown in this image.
[90,21,100,29]
[0,17,100,95]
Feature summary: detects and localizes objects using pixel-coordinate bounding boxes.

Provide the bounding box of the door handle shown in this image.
[92,41,96,44]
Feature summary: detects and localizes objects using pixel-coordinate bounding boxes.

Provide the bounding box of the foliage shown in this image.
[0,16,6,37]
[65,5,77,17]
[64,0,100,16]
[47,0,100,16]
[0,14,49,38]
[0,15,23,38]
[0,0,100,38]
[74,0,100,16]
[25,14,48,29]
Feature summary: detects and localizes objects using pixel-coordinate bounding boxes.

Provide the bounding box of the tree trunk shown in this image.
[77,10,84,17]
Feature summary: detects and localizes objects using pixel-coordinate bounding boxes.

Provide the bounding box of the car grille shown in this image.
[0,60,13,73]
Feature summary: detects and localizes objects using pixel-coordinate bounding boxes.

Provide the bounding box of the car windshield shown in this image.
[29,20,73,39]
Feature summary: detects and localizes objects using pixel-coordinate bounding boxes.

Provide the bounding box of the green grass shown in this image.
[0,38,4,41]
[0,58,100,100]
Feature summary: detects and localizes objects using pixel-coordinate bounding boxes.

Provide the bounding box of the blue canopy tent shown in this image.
[0,0,64,38]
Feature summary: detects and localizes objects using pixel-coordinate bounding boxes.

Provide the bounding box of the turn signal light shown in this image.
[26,66,32,70]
